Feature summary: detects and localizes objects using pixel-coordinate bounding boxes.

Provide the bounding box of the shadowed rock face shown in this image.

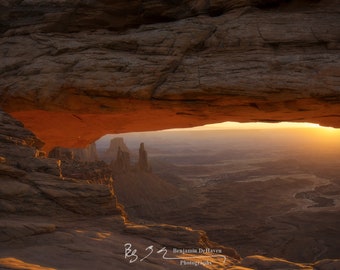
[0,0,312,34]
[0,110,121,217]
[1,1,339,104]
[138,143,150,172]
[103,137,130,164]
[113,147,131,172]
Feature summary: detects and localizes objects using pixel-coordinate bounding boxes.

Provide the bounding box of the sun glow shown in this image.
[189,121,323,131]
[97,121,340,149]
[167,121,334,131]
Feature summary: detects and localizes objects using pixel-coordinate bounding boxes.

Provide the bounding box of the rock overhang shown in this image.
[0,0,339,150]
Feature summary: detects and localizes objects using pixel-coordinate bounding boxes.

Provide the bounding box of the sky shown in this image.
[96,121,340,151]
[164,121,324,131]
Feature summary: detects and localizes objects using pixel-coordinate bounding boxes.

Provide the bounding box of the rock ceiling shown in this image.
[0,0,339,150]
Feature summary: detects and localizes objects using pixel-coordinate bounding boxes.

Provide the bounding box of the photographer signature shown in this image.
[124,243,227,264]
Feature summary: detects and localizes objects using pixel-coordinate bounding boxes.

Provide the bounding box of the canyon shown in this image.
[0,0,340,269]
[0,110,241,270]
[1,111,339,269]
[95,129,340,263]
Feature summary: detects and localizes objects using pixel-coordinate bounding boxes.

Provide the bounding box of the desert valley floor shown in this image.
[95,127,340,264]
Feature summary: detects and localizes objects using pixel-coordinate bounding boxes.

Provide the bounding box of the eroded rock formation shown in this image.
[73,142,98,162]
[49,142,98,162]
[112,146,131,172]
[103,137,130,163]
[0,110,121,217]
[0,0,339,150]
[0,0,320,34]
[138,142,151,172]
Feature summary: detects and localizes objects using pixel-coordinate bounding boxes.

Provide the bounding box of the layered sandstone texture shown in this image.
[0,0,339,149]
[0,110,121,217]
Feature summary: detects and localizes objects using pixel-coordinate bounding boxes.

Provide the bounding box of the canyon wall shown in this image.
[0,110,122,217]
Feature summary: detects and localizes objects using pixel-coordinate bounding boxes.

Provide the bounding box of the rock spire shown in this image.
[112,146,131,172]
[138,142,151,172]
